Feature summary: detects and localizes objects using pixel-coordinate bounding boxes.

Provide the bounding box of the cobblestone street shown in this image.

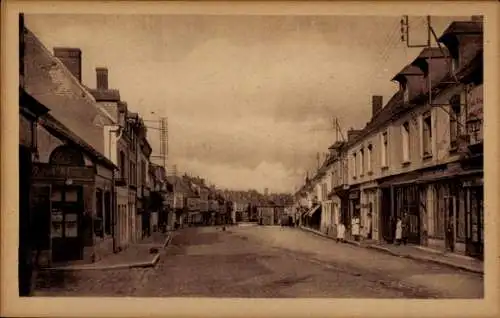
[34,226,483,298]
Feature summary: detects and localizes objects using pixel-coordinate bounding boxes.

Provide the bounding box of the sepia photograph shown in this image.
[2,0,499,317]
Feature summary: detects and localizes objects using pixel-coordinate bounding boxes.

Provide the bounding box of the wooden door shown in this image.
[51,186,84,262]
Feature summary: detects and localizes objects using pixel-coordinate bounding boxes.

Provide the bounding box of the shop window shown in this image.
[104,191,111,235]
[433,185,445,238]
[95,189,104,238]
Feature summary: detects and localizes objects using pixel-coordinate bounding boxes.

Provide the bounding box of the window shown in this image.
[449,94,461,150]
[359,148,364,176]
[141,161,147,186]
[353,153,357,178]
[119,151,126,179]
[129,161,136,186]
[422,112,432,157]
[129,161,133,185]
[381,132,388,167]
[367,144,373,172]
[402,122,410,163]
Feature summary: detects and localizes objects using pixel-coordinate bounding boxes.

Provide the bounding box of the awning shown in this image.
[417,167,483,184]
[378,171,421,188]
[307,204,321,217]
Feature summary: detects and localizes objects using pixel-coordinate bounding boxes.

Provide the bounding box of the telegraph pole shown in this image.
[144,115,169,171]
[400,15,466,128]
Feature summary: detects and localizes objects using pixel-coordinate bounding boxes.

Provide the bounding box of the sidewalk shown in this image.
[299,226,483,275]
[47,231,172,271]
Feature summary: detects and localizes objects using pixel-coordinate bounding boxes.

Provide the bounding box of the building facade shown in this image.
[294,17,483,260]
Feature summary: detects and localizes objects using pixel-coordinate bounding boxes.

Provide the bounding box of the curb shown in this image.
[45,254,160,271]
[299,225,483,275]
[365,244,483,274]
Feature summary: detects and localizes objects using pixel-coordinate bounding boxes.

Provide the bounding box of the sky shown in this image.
[25,14,467,193]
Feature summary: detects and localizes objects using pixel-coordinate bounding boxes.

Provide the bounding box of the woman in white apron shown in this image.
[337,222,346,243]
[395,216,403,245]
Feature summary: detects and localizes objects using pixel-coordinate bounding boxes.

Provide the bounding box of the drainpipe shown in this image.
[108,125,123,253]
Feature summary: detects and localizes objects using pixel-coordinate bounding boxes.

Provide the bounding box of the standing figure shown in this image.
[401,211,410,245]
[337,222,346,243]
[446,218,455,252]
[352,216,360,241]
[395,216,402,245]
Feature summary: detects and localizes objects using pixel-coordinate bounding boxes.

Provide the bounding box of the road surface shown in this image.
[34,225,483,298]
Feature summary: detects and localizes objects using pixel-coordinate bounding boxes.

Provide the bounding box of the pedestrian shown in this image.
[446,218,455,252]
[402,211,410,245]
[352,216,360,241]
[395,216,402,245]
[336,222,346,243]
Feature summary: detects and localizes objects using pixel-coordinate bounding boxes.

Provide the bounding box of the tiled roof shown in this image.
[88,88,121,102]
[24,28,110,157]
[167,176,196,197]
[439,21,483,39]
[38,111,116,169]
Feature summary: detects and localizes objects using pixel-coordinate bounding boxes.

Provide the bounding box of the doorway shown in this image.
[50,185,84,262]
[466,186,483,259]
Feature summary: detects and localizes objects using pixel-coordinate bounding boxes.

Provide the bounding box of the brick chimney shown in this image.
[372,95,383,117]
[53,47,82,82]
[96,67,109,90]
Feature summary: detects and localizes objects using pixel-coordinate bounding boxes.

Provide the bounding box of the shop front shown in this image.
[463,177,483,260]
[347,187,360,240]
[31,162,96,265]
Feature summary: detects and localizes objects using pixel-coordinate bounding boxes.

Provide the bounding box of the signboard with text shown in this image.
[467,84,483,121]
[187,198,200,211]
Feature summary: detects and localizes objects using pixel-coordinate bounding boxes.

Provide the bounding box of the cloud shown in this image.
[25,14,464,192]
[181,158,304,193]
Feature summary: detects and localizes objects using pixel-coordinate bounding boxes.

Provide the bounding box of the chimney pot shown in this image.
[372,95,383,118]
[53,47,82,82]
[96,67,109,90]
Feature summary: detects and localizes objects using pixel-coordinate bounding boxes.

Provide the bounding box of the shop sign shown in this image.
[349,191,360,200]
[467,84,483,121]
[187,198,199,211]
[199,200,209,212]
[32,163,94,181]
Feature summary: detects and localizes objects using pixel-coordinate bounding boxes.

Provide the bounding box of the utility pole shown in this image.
[159,117,168,171]
[144,115,169,173]
[400,15,466,128]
